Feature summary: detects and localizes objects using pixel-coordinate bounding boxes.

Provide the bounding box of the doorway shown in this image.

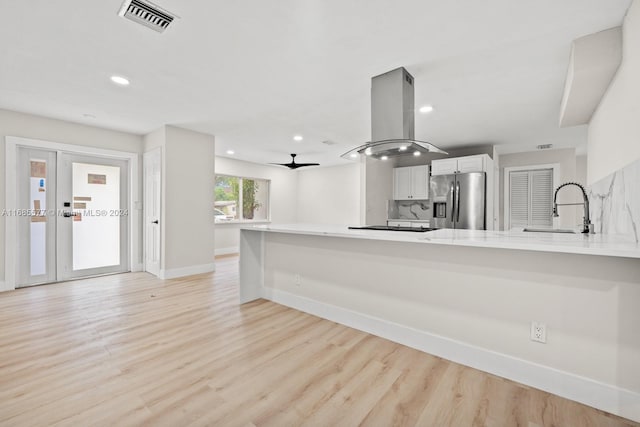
[5,137,139,289]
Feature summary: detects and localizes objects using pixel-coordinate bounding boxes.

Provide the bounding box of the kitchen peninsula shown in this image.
[239,224,640,422]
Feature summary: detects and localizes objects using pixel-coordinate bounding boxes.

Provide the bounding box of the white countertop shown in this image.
[387,219,430,222]
[242,223,640,259]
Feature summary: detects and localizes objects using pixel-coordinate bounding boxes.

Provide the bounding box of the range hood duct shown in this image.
[341,67,447,160]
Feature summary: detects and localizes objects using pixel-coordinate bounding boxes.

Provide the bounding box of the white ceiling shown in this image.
[0,0,632,166]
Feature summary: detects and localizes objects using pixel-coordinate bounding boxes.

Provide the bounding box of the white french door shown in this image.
[16,148,57,286]
[57,153,129,281]
[16,148,130,287]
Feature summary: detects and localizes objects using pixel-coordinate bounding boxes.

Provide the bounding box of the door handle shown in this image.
[455,181,461,222]
[152,220,159,224]
[450,182,455,219]
[62,212,78,217]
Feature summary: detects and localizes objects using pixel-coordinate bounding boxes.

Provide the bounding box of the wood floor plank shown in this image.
[299,359,403,427]
[0,256,637,426]
[358,355,449,426]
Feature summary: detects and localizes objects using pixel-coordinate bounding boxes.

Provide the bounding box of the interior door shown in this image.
[144,148,161,276]
[56,153,129,281]
[16,148,57,286]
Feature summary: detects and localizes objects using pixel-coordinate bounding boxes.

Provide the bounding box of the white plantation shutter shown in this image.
[509,171,530,227]
[509,168,553,228]
[530,170,553,226]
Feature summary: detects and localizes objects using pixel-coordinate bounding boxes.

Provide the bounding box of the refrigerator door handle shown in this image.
[455,181,461,222]
[450,182,456,219]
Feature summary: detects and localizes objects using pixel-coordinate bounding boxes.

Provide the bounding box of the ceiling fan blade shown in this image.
[282,163,319,169]
[269,154,319,169]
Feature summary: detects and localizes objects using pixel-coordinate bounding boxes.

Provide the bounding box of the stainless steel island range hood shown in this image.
[341,67,447,160]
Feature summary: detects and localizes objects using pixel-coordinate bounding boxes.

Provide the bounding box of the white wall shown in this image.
[0,109,143,153]
[214,156,298,255]
[364,157,394,225]
[296,163,360,226]
[576,154,588,186]
[588,0,640,183]
[144,126,216,277]
[0,109,143,284]
[499,148,581,230]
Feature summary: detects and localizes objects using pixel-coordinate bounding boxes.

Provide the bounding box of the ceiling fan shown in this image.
[269,153,320,170]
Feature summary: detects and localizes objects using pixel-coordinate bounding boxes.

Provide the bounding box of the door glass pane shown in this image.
[72,163,120,270]
[30,160,47,276]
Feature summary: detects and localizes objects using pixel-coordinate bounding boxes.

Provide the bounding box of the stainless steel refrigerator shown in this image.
[430,172,486,230]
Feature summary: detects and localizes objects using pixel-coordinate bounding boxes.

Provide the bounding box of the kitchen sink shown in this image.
[523,228,578,234]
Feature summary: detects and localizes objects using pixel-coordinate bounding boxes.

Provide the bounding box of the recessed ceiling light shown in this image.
[350,153,358,158]
[226,150,235,155]
[419,105,434,114]
[110,75,130,86]
[413,151,421,156]
[399,146,407,151]
[381,155,388,161]
[293,135,303,142]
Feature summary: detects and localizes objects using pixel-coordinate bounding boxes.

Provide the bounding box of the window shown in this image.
[214,175,269,223]
[507,168,554,229]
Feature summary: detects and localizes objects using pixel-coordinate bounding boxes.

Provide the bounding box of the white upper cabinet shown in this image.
[430,158,458,175]
[431,154,489,176]
[393,165,429,200]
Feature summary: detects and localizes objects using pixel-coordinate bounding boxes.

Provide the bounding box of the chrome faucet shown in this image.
[552,182,594,234]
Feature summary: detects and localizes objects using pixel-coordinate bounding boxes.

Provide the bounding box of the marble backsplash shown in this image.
[588,158,640,242]
[387,200,431,220]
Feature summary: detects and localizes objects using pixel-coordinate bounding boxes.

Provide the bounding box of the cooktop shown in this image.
[348,225,438,233]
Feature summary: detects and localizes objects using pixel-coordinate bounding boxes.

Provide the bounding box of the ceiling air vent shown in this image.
[537,144,553,150]
[118,0,177,33]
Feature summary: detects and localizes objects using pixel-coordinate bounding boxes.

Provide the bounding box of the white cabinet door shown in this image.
[411,165,429,199]
[393,167,412,200]
[394,166,430,200]
[432,155,487,175]
[457,155,485,173]
[431,158,458,176]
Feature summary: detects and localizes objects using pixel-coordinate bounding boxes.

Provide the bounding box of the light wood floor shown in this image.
[0,256,637,427]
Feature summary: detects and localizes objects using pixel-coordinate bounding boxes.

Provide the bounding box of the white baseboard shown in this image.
[0,281,12,293]
[263,287,640,423]
[215,246,239,256]
[159,263,215,280]
[131,262,144,272]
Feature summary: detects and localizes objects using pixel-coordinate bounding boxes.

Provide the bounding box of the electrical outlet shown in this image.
[530,321,547,343]
[294,274,301,286]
